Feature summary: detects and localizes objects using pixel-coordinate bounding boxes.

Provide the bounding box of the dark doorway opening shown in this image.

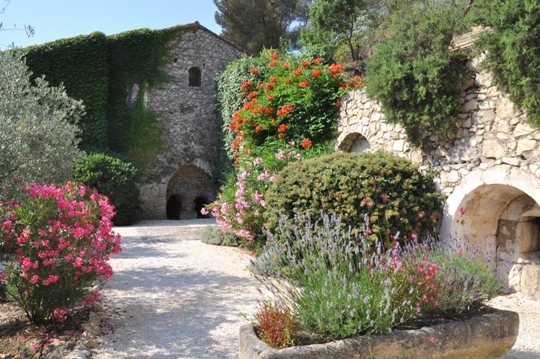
[194,196,209,218]
[189,67,201,87]
[166,195,181,220]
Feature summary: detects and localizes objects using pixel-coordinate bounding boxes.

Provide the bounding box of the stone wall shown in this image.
[138,24,243,219]
[337,57,540,298]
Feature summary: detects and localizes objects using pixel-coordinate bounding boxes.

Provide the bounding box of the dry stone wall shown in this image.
[338,57,540,298]
[138,25,243,219]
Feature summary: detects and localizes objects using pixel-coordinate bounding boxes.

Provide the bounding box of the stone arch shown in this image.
[338,132,371,153]
[188,67,201,87]
[441,167,540,298]
[166,164,214,220]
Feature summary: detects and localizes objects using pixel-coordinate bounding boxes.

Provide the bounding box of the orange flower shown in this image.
[243,148,252,154]
[282,61,290,70]
[255,125,264,132]
[264,106,274,116]
[278,123,287,132]
[240,81,253,91]
[278,133,285,139]
[268,60,278,67]
[313,58,322,65]
[247,91,259,99]
[276,104,294,116]
[300,139,313,148]
[311,69,322,78]
[266,94,275,101]
[248,67,260,74]
[265,83,274,92]
[234,160,239,167]
[299,80,310,88]
[269,52,280,60]
[300,60,311,68]
[284,79,293,84]
[270,77,279,83]
[292,68,304,76]
[328,63,344,73]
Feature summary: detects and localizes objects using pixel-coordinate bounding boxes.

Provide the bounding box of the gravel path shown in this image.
[490,294,540,359]
[92,219,540,359]
[92,220,259,359]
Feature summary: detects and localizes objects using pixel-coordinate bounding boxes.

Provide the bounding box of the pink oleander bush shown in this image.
[0,182,121,323]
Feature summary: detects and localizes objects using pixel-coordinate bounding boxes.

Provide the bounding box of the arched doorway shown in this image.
[445,182,540,298]
[338,132,371,153]
[166,165,214,220]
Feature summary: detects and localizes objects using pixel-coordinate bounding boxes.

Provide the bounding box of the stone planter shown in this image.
[239,308,519,359]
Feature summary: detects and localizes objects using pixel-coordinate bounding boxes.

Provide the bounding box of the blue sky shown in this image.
[0,0,222,49]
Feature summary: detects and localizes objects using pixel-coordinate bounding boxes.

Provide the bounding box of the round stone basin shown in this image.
[239,308,519,359]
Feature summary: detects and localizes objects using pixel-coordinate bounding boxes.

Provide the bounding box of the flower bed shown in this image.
[239,308,519,359]
[248,213,512,356]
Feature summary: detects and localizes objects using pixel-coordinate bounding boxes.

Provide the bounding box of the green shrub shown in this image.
[364,1,472,146]
[73,153,140,226]
[0,51,83,197]
[264,151,443,244]
[473,0,540,127]
[200,226,239,247]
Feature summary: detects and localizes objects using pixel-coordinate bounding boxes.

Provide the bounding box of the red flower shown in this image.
[255,125,264,132]
[299,80,310,88]
[292,68,304,76]
[248,67,260,74]
[240,81,253,91]
[284,79,293,84]
[265,83,274,92]
[269,52,280,60]
[266,94,275,101]
[268,60,278,67]
[278,123,287,132]
[247,91,258,99]
[328,63,344,73]
[300,139,313,148]
[335,99,341,107]
[311,69,322,78]
[276,104,294,116]
[278,133,285,139]
[270,76,279,83]
[300,60,311,68]
[313,58,322,65]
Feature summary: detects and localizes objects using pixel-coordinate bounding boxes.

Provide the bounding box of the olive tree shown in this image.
[0,51,84,196]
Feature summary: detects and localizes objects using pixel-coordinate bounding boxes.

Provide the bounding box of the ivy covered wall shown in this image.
[22,25,189,159]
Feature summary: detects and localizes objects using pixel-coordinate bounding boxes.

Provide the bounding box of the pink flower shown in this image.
[30,274,40,284]
[459,207,467,216]
[427,336,437,344]
[253,157,263,166]
[200,208,209,215]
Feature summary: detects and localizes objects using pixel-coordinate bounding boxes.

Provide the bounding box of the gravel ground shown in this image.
[92,219,540,359]
[489,294,540,359]
[92,220,260,359]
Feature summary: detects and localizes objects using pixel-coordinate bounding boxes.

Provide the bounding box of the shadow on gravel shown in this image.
[100,268,255,359]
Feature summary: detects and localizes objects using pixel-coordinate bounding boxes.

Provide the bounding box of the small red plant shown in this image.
[255,301,297,349]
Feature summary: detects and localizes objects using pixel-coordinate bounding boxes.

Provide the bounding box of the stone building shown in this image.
[337,36,540,299]
[138,23,243,220]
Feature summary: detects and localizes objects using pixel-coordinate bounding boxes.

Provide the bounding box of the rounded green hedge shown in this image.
[264,151,444,244]
[73,153,140,225]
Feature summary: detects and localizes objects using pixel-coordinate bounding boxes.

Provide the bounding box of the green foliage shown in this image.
[364,1,472,146]
[107,27,184,167]
[23,32,109,151]
[473,0,540,127]
[22,26,187,168]
[201,226,239,246]
[0,51,83,196]
[73,153,140,226]
[214,0,309,54]
[264,151,444,244]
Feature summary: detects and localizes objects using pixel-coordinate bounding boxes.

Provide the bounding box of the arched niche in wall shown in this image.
[188,67,201,87]
[338,132,371,153]
[166,165,214,219]
[447,183,540,297]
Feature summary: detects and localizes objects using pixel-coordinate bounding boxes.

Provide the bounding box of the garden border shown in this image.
[239,308,519,359]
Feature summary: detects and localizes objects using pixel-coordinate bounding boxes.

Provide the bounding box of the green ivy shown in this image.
[473,0,540,127]
[364,2,472,146]
[24,32,109,152]
[21,25,190,167]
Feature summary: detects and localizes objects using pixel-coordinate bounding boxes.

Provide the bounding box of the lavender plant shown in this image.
[254,212,502,343]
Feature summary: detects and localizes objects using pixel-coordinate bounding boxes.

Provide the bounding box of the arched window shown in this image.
[188,67,201,87]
